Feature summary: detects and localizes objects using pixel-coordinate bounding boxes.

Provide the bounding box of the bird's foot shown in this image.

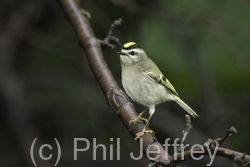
[135,128,155,141]
[129,112,148,128]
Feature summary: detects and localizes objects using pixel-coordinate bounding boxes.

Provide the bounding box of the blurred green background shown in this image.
[1,0,250,166]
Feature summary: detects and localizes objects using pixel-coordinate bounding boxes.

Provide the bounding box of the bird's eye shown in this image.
[129,51,136,56]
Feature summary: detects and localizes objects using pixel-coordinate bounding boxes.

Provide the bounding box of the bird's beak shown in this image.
[118,51,127,56]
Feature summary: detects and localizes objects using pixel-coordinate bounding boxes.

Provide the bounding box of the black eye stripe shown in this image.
[129,51,136,55]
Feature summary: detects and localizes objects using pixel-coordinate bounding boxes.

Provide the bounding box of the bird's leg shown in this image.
[134,105,155,141]
[129,108,148,128]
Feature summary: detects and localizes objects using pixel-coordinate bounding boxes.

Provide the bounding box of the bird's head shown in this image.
[118,42,147,65]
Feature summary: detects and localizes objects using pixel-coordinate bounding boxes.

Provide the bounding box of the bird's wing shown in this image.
[138,57,179,97]
[146,71,179,97]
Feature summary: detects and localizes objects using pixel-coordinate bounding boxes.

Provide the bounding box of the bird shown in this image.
[118,42,199,140]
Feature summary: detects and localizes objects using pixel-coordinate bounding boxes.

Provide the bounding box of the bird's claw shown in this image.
[129,112,148,128]
[134,128,155,141]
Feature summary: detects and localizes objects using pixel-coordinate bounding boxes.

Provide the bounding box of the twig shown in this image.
[178,115,192,152]
[100,18,122,48]
[219,126,237,146]
[205,126,237,150]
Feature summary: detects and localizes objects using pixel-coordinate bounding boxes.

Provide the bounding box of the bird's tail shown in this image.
[174,96,199,118]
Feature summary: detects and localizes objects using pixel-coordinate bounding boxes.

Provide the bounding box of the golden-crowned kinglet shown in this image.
[118,42,199,139]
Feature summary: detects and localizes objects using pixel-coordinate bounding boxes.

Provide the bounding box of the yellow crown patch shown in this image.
[123,42,136,48]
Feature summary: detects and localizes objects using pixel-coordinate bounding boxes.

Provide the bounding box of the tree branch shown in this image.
[56,0,169,165]
[170,123,250,166]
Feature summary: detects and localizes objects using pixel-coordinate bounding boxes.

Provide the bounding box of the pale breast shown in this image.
[122,70,172,107]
